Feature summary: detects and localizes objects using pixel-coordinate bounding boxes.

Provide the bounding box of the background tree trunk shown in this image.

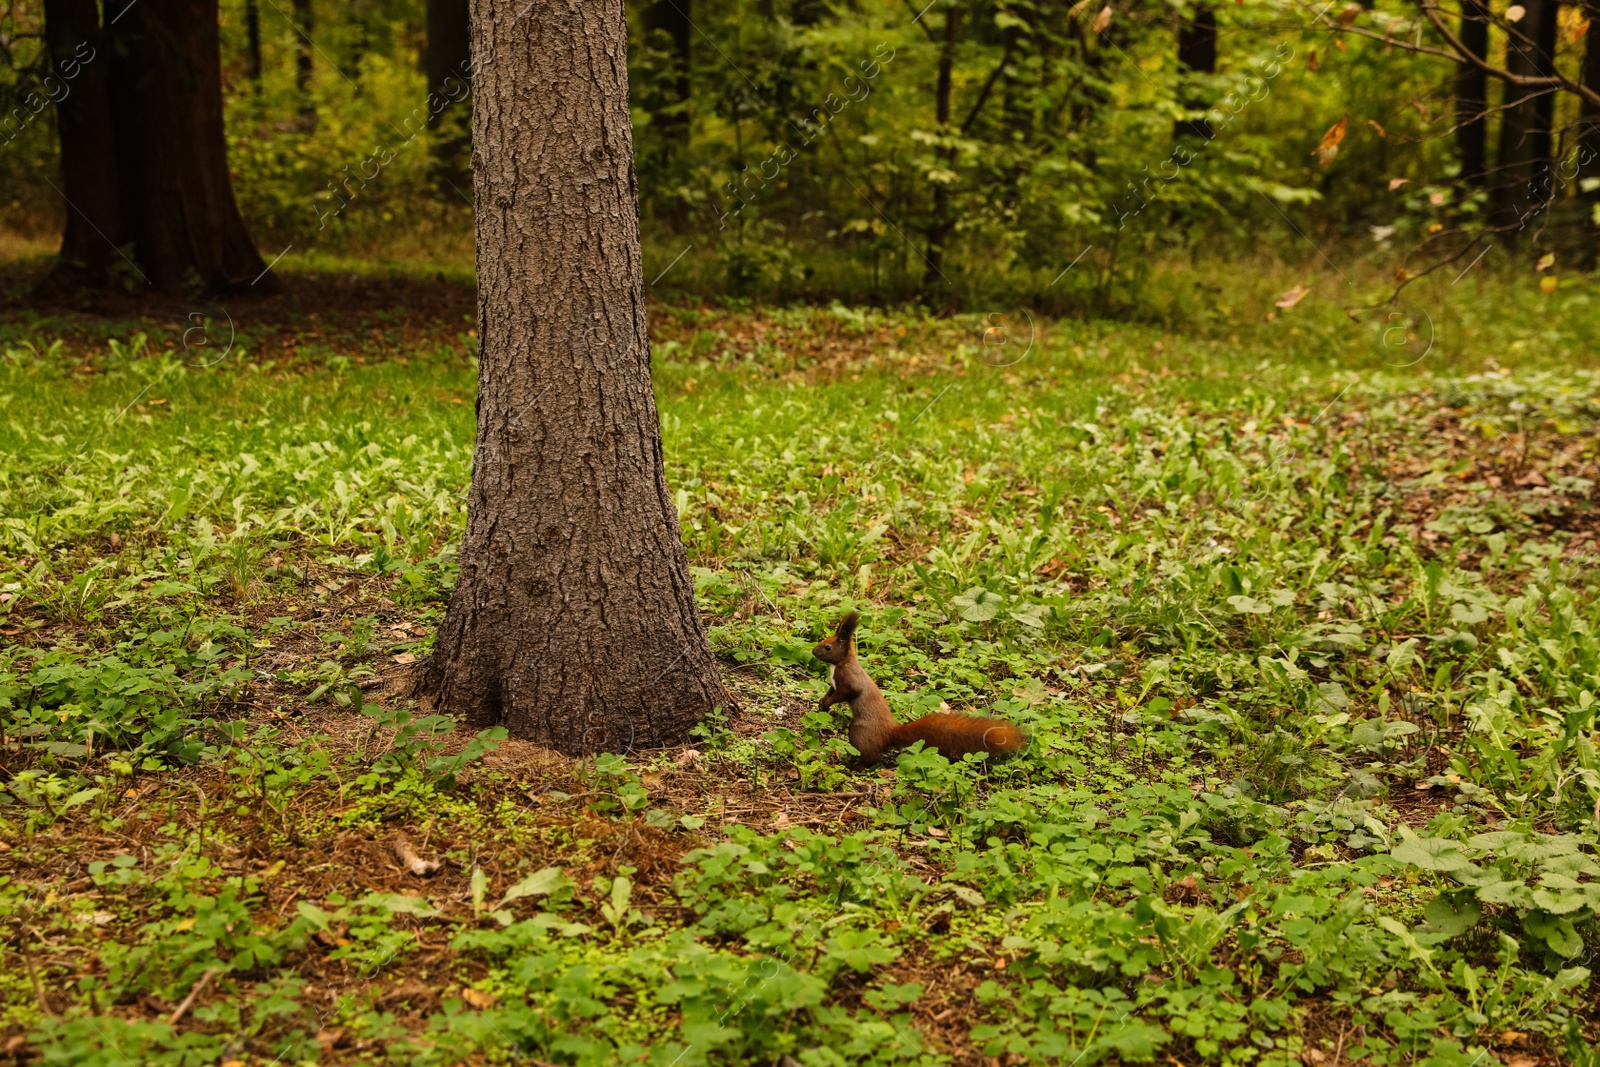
[108,0,274,292]
[293,0,316,129]
[245,0,263,89]
[1493,0,1559,232]
[1174,4,1216,145]
[1581,0,1600,232]
[42,0,124,290]
[1455,0,1489,185]
[426,0,473,193]
[424,0,728,754]
[923,8,959,301]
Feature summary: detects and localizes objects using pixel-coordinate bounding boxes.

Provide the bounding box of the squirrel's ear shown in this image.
[836,611,861,643]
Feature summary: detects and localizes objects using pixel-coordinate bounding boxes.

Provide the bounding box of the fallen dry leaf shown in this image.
[393,836,441,877]
[1388,177,1410,190]
[1314,117,1347,167]
[392,652,417,664]
[674,748,701,768]
[462,987,499,1009]
[1505,3,1526,20]
[1275,286,1311,309]
[1093,5,1113,33]
[1536,251,1555,271]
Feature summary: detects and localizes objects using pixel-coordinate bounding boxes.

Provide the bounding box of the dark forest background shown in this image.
[2,0,1598,312]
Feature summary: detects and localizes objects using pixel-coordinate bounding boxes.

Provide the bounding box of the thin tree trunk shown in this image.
[293,0,315,129]
[1580,6,1593,187]
[1456,0,1489,185]
[923,7,958,301]
[426,0,473,192]
[1581,0,1600,231]
[245,0,262,89]
[424,0,728,753]
[41,0,124,290]
[1174,4,1216,144]
[109,0,274,292]
[1493,0,1558,232]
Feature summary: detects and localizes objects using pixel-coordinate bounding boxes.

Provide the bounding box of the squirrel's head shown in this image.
[811,611,860,665]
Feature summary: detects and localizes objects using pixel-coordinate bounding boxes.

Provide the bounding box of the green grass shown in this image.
[1,270,1598,1066]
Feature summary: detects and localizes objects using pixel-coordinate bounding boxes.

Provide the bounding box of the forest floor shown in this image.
[2,262,1600,1067]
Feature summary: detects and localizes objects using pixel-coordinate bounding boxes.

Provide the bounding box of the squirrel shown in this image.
[811,611,1025,764]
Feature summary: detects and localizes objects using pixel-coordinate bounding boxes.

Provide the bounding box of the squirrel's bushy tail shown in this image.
[890,714,1025,761]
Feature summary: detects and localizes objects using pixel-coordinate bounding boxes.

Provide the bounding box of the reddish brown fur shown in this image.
[811,611,1024,764]
[890,714,1025,759]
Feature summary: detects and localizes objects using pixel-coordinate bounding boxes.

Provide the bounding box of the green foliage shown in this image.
[5,295,1600,1061]
[1394,824,1600,963]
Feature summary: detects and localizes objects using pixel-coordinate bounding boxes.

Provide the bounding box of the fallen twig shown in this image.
[168,966,221,1026]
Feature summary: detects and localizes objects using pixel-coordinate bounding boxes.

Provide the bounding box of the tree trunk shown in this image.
[42,0,124,290]
[293,0,316,129]
[1455,0,1489,185]
[424,0,728,754]
[1173,4,1216,144]
[426,0,473,192]
[1493,0,1558,231]
[107,0,274,292]
[923,7,959,301]
[1581,0,1600,232]
[245,0,262,89]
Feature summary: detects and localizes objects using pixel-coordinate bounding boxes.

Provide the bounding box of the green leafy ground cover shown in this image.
[1,271,1599,1065]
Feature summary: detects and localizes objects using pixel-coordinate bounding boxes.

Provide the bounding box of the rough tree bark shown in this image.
[422,0,728,754]
[1455,0,1489,185]
[42,0,123,290]
[426,0,473,192]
